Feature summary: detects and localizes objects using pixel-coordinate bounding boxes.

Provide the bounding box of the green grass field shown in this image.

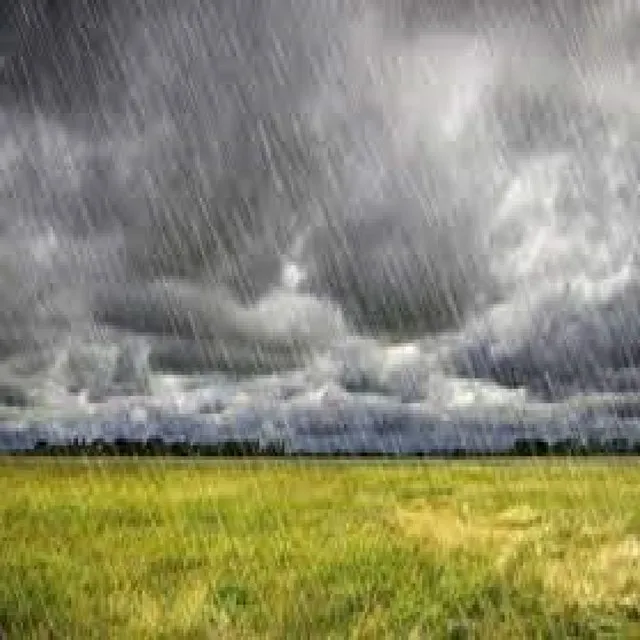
[1,458,639,638]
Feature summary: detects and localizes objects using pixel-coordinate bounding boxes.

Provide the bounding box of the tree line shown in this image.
[25,437,285,457]
[6,435,640,457]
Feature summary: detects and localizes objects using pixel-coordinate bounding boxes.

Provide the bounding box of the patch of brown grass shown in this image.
[396,498,640,613]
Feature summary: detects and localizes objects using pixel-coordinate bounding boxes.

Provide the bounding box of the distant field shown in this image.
[1,458,639,638]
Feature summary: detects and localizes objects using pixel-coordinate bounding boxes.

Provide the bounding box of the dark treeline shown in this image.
[23,437,286,457]
[317,438,640,458]
[6,436,640,457]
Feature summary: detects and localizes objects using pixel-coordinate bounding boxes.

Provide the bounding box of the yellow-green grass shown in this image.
[1,458,639,638]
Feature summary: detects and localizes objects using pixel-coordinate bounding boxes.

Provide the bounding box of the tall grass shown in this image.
[1,458,638,638]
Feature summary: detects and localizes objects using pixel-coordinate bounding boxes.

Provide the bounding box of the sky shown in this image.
[1,1,640,448]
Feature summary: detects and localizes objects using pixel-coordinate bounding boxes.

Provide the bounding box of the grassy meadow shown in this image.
[1,457,639,638]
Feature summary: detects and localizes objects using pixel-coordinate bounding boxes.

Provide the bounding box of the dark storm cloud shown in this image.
[1,0,495,350]
[0,0,640,405]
